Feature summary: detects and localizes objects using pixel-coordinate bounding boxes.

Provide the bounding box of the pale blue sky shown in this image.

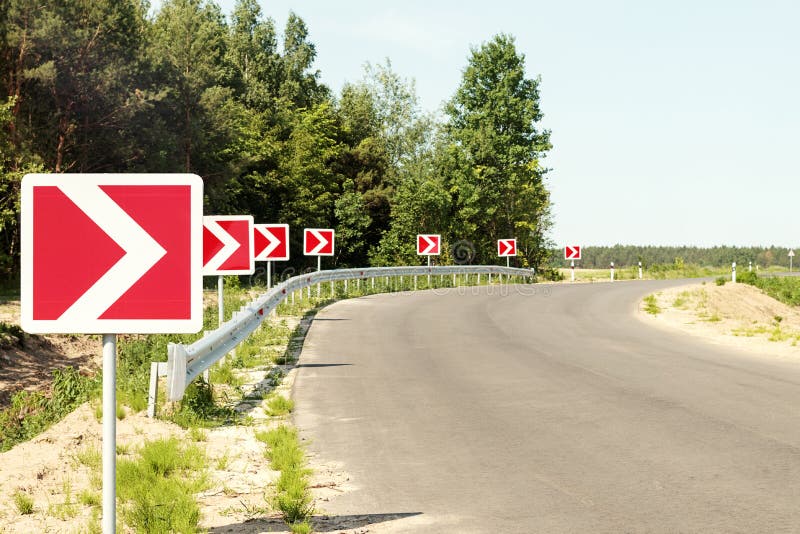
[203,1,799,247]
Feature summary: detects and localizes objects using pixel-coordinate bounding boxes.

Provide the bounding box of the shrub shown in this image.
[715,277,727,286]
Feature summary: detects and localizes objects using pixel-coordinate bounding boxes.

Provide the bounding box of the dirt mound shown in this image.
[639,282,800,359]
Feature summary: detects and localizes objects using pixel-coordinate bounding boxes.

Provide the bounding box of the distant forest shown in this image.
[550,246,797,269]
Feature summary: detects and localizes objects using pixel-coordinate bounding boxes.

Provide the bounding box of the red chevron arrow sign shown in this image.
[417,234,441,255]
[498,239,516,257]
[253,224,289,261]
[21,174,203,334]
[203,215,255,275]
[304,228,334,256]
[565,245,582,260]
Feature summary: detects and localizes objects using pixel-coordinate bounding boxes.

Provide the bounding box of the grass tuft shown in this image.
[257,425,314,526]
[13,491,34,515]
[266,395,295,416]
[116,438,208,532]
[643,294,661,315]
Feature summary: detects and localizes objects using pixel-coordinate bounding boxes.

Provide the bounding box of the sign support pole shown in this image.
[317,256,322,297]
[427,256,431,286]
[571,260,575,282]
[506,256,510,268]
[267,261,272,289]
[218,275,224,326]
[102,334,117,534]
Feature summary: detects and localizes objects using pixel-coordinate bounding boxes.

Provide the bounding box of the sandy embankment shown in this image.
[637,281,800,360]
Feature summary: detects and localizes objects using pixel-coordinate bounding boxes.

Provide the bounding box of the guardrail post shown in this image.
[166,343,188,402]
[371,277,375,290]
[414,275,417,290]
[147,362,159,418]
[345,279,348,294]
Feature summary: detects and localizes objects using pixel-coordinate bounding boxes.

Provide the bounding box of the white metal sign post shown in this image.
[21,174,203,534]
[732,262,737,283]
[790,250,795,272]
[638,261,643,280]
[610,262,615,282]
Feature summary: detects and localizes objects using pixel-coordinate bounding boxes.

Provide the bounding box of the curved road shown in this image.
[294,281,800,533]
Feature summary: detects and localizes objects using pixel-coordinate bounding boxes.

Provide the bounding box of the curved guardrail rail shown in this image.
[156,265,534,407]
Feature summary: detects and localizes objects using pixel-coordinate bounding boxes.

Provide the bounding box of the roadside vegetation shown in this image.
[643,294,661,315]
[256,425,314,533]
[738,271,800,307]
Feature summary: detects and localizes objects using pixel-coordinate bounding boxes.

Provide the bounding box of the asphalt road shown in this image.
[293,280,800,533]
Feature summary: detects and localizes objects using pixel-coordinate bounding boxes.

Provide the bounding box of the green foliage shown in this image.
[643,294,661,315]
[0,320,24,348]
[78,489,101,507]
[256,425,314,525]
[266,394,295,416]
[76,446,102,470]
[116,438,208,533]
[13,491,34,515]
[739,274,800,307]
[560,245,795,270]
[442,34,552,267]
[716,277,727,286]
[0,366,100,452]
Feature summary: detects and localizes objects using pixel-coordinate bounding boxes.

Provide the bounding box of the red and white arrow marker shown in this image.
[565,245,582,260]
[417,234,441,255]
[203,216,255,275]
[304,228,334,256]
[498,238,516,257]
[253,224,289,261]
[21,174,203,334]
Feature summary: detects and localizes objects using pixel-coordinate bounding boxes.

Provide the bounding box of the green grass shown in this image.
[116,438,208,533]
[78,489,101,507]
[13,491,34,515]
[739,274,800,307]
[256,425,314,526]
[643,294,661,315]
[75,446,102,470]
[189,427,208,442]
[48,478,78,520]
[266,395,295,416]
[0,366,100,452]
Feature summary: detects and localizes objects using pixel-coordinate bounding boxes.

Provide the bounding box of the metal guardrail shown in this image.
[151,265,534,411]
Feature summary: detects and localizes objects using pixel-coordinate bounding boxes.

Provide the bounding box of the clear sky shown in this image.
[207,0,799,247]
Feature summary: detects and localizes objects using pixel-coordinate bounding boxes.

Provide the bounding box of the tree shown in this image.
[443,34,552,267]
[151,0,228,173]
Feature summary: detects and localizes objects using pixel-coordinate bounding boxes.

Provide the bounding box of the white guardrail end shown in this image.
[167,342,188,402]
[159,265,535,403]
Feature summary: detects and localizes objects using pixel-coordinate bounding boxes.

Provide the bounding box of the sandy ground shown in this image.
[637,281,800,360]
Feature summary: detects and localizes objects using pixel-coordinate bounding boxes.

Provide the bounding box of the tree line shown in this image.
[551,245,797,269]
[0,0,553,284]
